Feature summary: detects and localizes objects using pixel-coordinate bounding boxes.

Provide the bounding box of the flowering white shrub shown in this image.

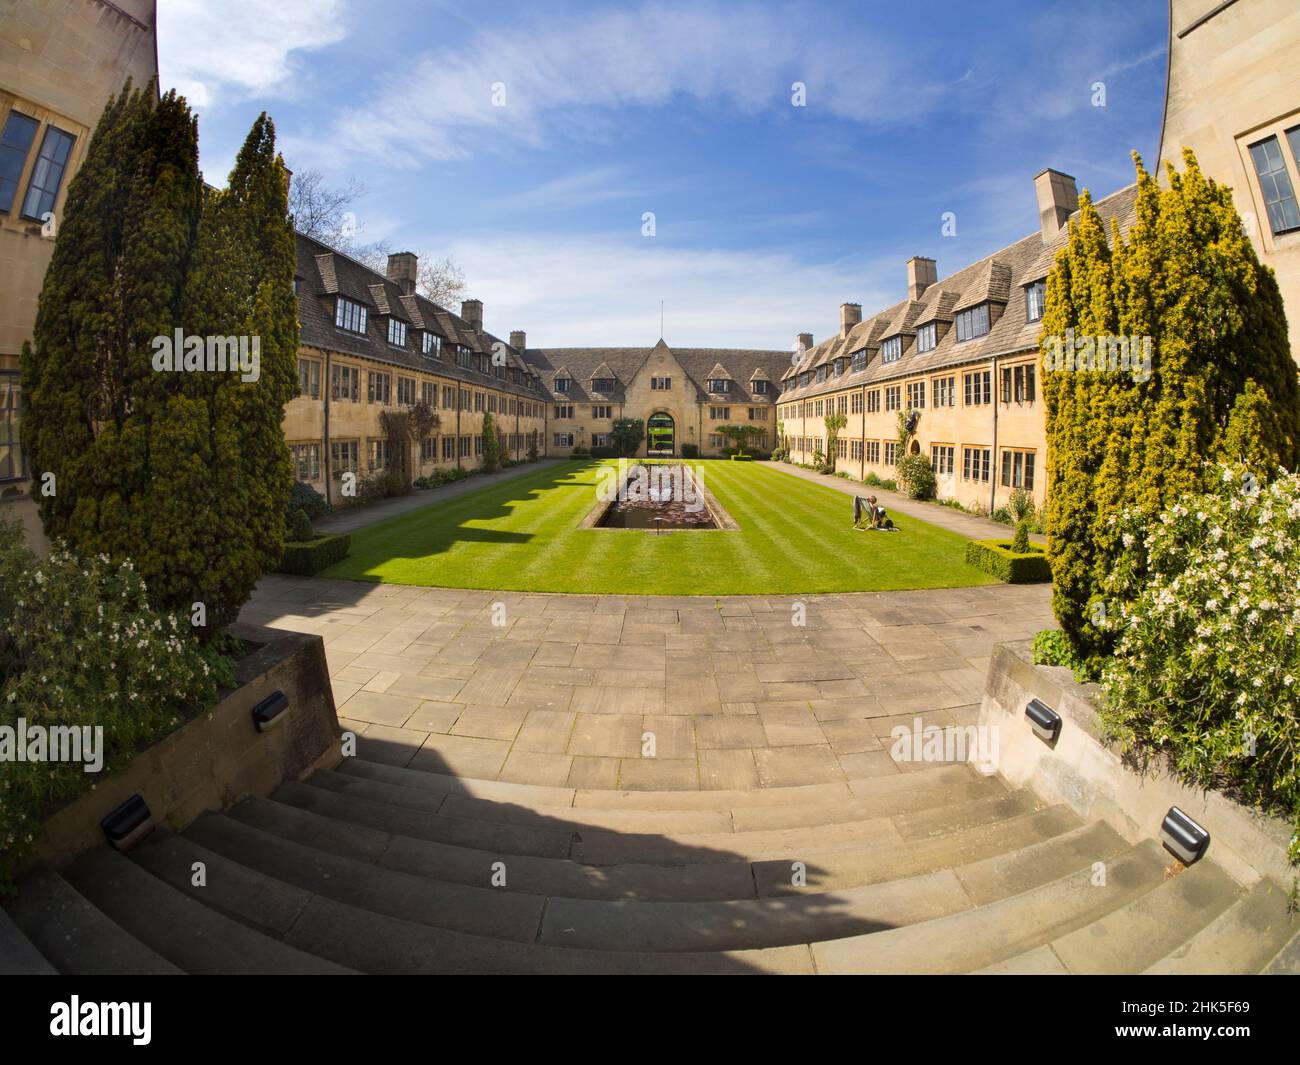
[0,521,233,887]
[1098,465,1300,864]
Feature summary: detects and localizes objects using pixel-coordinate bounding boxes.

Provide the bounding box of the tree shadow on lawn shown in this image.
[333,462,610,576]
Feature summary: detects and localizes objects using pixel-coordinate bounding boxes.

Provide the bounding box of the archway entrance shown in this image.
[647,412,675,456]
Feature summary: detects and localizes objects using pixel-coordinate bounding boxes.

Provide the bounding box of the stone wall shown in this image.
[31,622,341,871]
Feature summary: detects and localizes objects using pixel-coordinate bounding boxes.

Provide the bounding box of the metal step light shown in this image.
[100,794,152,852]
[1025,698,1061,743]
[252,690,290,732]
[1161,807,1210,864]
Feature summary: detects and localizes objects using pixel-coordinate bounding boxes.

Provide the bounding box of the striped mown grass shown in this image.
[321,459,998,595]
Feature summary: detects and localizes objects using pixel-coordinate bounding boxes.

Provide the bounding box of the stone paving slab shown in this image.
[242,576,1054,790]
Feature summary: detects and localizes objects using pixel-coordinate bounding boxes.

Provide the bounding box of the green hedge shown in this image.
[965,539,1051,583]
[277,534,351,576]
[729,453,752,461]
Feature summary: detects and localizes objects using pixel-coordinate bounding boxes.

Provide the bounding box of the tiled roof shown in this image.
[295,232,544,400]
[522,344,789,404]
[779,182,1141,401]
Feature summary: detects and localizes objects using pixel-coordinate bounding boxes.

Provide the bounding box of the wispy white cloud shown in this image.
[327,1,953,166]
[442,232,896,349]
[505,167,644,211]
[158,0,349,110]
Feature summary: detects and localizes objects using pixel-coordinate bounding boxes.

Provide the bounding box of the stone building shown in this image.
[777,173,1139,512]
[1158,0,1300,365]
[0,0,157,541]
[287,236,549,505]
[521,340,788,458]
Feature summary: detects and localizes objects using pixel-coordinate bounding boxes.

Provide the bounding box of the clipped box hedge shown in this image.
[277,533,351,576]
[965,538,1051,583]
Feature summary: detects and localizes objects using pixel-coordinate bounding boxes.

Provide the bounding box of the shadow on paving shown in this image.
[307,736,895,974]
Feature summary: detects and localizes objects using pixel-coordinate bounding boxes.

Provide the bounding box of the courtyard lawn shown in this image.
[321,459,999,595]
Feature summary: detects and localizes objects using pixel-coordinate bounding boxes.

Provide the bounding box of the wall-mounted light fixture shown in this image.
[1025,697,1061,743]
[100,794,151,851]
[1161,807,1210,864]
[252,690,290,732]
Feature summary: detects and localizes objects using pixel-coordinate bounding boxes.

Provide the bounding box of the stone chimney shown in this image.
[510,330,527,352]
[461,298,483,332]
[386,251,418,296]
[796,332,813,355]
[1034,168,1078,242]
[839,303,861,338]
[907,256,937,301]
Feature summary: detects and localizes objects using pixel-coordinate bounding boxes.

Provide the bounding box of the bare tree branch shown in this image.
[288,168,468,306]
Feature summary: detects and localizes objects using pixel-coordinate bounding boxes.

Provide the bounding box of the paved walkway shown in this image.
[240,578,1054,791]
[759,462,1047,545]
[316,458,566,534]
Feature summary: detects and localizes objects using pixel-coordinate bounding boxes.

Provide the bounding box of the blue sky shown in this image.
[158,0,1168,349]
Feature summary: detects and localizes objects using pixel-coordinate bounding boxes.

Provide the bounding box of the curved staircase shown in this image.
[3,756,1296,975]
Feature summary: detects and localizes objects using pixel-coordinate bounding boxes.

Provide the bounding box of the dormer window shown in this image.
[916,322,937,353]
[554,377,571,393]
[387,318,407,346]
[335,297,367,334]
[592,377,616,393]
[955,303,991,342]
[799,371,811,388]
[752,379,769,394]
[455,346,472,368]
[707,378,731,394]
[833,358,845,376]
[1025,281,1046,323]
[815,366,827,383]
[881,336,902,363]
[851,348,867,372]
[422,332,441,357]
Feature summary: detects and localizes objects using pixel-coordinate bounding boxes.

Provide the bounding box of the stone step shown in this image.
[104,832,814,974]
[1047,859,1242,974]
[1261,929,1300,975]
[339,756,983,812]
[573,791,1041,865]
[63,847,353,975]
[179,815,545,941]
[244,789,1081,903]
[540,869,970,952]
[729,774,1006,832]
[4,868,181,975]
[953,820,1130,904]
[320,764,1006,835]
[282,892,817,974]
[1144,878,1297,975]
[226,796,759,902]
[194,807,973,952]
[0,900,59,974]
[889,788,1044,841]
[273,780,579,858]
[970,944,1070,975]
[538,820,1127,953]
[752,808,1090,898]
[310,769,735,835]
[811,840,1173,974]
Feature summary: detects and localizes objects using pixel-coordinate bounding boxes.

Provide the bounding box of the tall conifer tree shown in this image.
[22,88,297,630]
[1043,150,1300,664]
